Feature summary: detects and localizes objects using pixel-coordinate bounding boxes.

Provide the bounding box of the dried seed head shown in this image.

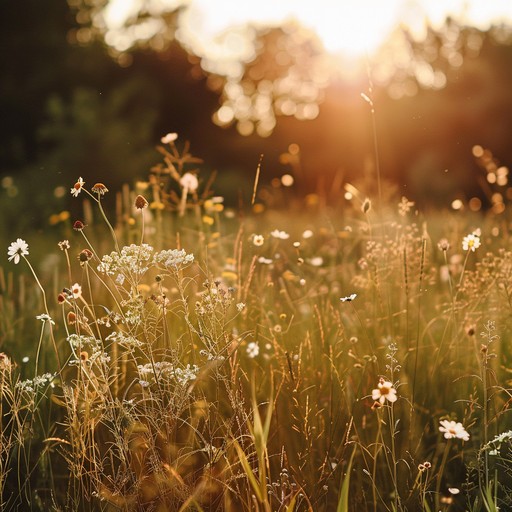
[79,351,89,362]
[438,238,450,251]
[362,198,371,213]
[79,249,93,263]
[67,312,76,325]
[135,194,149,209]
[91,183,108,195]
[58,240,70,251]
[73,220,86,231]
[57,293,67,304]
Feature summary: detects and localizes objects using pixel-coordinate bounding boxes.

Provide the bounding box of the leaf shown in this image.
[336,448,356,512]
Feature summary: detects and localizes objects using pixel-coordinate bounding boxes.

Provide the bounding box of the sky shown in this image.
[103,0,512,74]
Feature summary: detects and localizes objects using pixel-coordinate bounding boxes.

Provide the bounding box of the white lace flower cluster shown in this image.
[137,361,199,387]
[67,334,111,366]
[153,248,194,270]
[16,373,56,393]
[97,244,155,279]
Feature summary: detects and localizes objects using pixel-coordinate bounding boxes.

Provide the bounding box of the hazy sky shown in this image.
[104,0,512,70]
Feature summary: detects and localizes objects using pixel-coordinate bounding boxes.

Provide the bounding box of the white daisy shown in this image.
[439,419,470,441]
[70,177,85,197]
[7,238,29,264]
[372,378,398,404]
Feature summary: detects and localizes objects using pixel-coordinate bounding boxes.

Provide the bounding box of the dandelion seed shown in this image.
[371,378,397,404]
[252,234,264,247]
[161,132,178,144]
[36,313,55,325]
[438,238,450,251]
[135,194,149,209]
[439,419,470,441]
[340,294,357,302]
[246,342,259,358]
[7,238,29,264]
[58,240,70,251]
[462,232,481,252]
[91,183,108,195]
[70,177,85,197]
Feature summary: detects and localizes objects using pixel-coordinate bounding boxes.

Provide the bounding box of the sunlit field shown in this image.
[1,133,512,512]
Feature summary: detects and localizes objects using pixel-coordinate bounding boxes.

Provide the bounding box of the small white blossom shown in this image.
[439,419,470,441]
[161,132,178,144]
[180,172,198,192]
[7,238,29,264]
[308,256,323,267]
[246,342,259,358]
[270,229,290,240]
[462,232,481,252]
[340,294,357,302]
[236,302,246,312]
[70,177,85,197]
[258,257,273,265]
[252,234,264,247]
[36,314,55,325]
[372,378,397,404]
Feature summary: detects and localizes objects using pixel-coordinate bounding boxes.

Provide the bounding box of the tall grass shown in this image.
[1,134,512,511]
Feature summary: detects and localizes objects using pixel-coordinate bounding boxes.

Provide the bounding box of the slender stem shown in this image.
[22,256,61,371]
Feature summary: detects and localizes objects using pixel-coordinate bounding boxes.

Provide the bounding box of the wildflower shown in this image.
[258,256,272,265]
[270,229,290,240]
[36,313,55,325]
[71,283,82,299]
[371,378,398,404]
[340,294,357,302]
[438,238,450,251]
[161,132,178,144]
[135,194,149,209]
[180,173,199,192]
[67,312,76,325]
[308,256,323,267]
[57,293,67,304]
[71,177,85,197]
[91,183,108,195]
[236,302,245,312]
[0,353,12,371]
[462,232,481,252]
[252,234,264,247]
[58,240,70,251]
[439,419,470,441]
[7,238,29,264]
[73,220,86,231]
[79,249,93,263]
[398,196,415,216]
[246,342,259,358]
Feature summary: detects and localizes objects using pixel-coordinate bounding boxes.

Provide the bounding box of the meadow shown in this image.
[1,134,512,512]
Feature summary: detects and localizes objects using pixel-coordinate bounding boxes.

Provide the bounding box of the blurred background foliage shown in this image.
[1,0,512,240]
